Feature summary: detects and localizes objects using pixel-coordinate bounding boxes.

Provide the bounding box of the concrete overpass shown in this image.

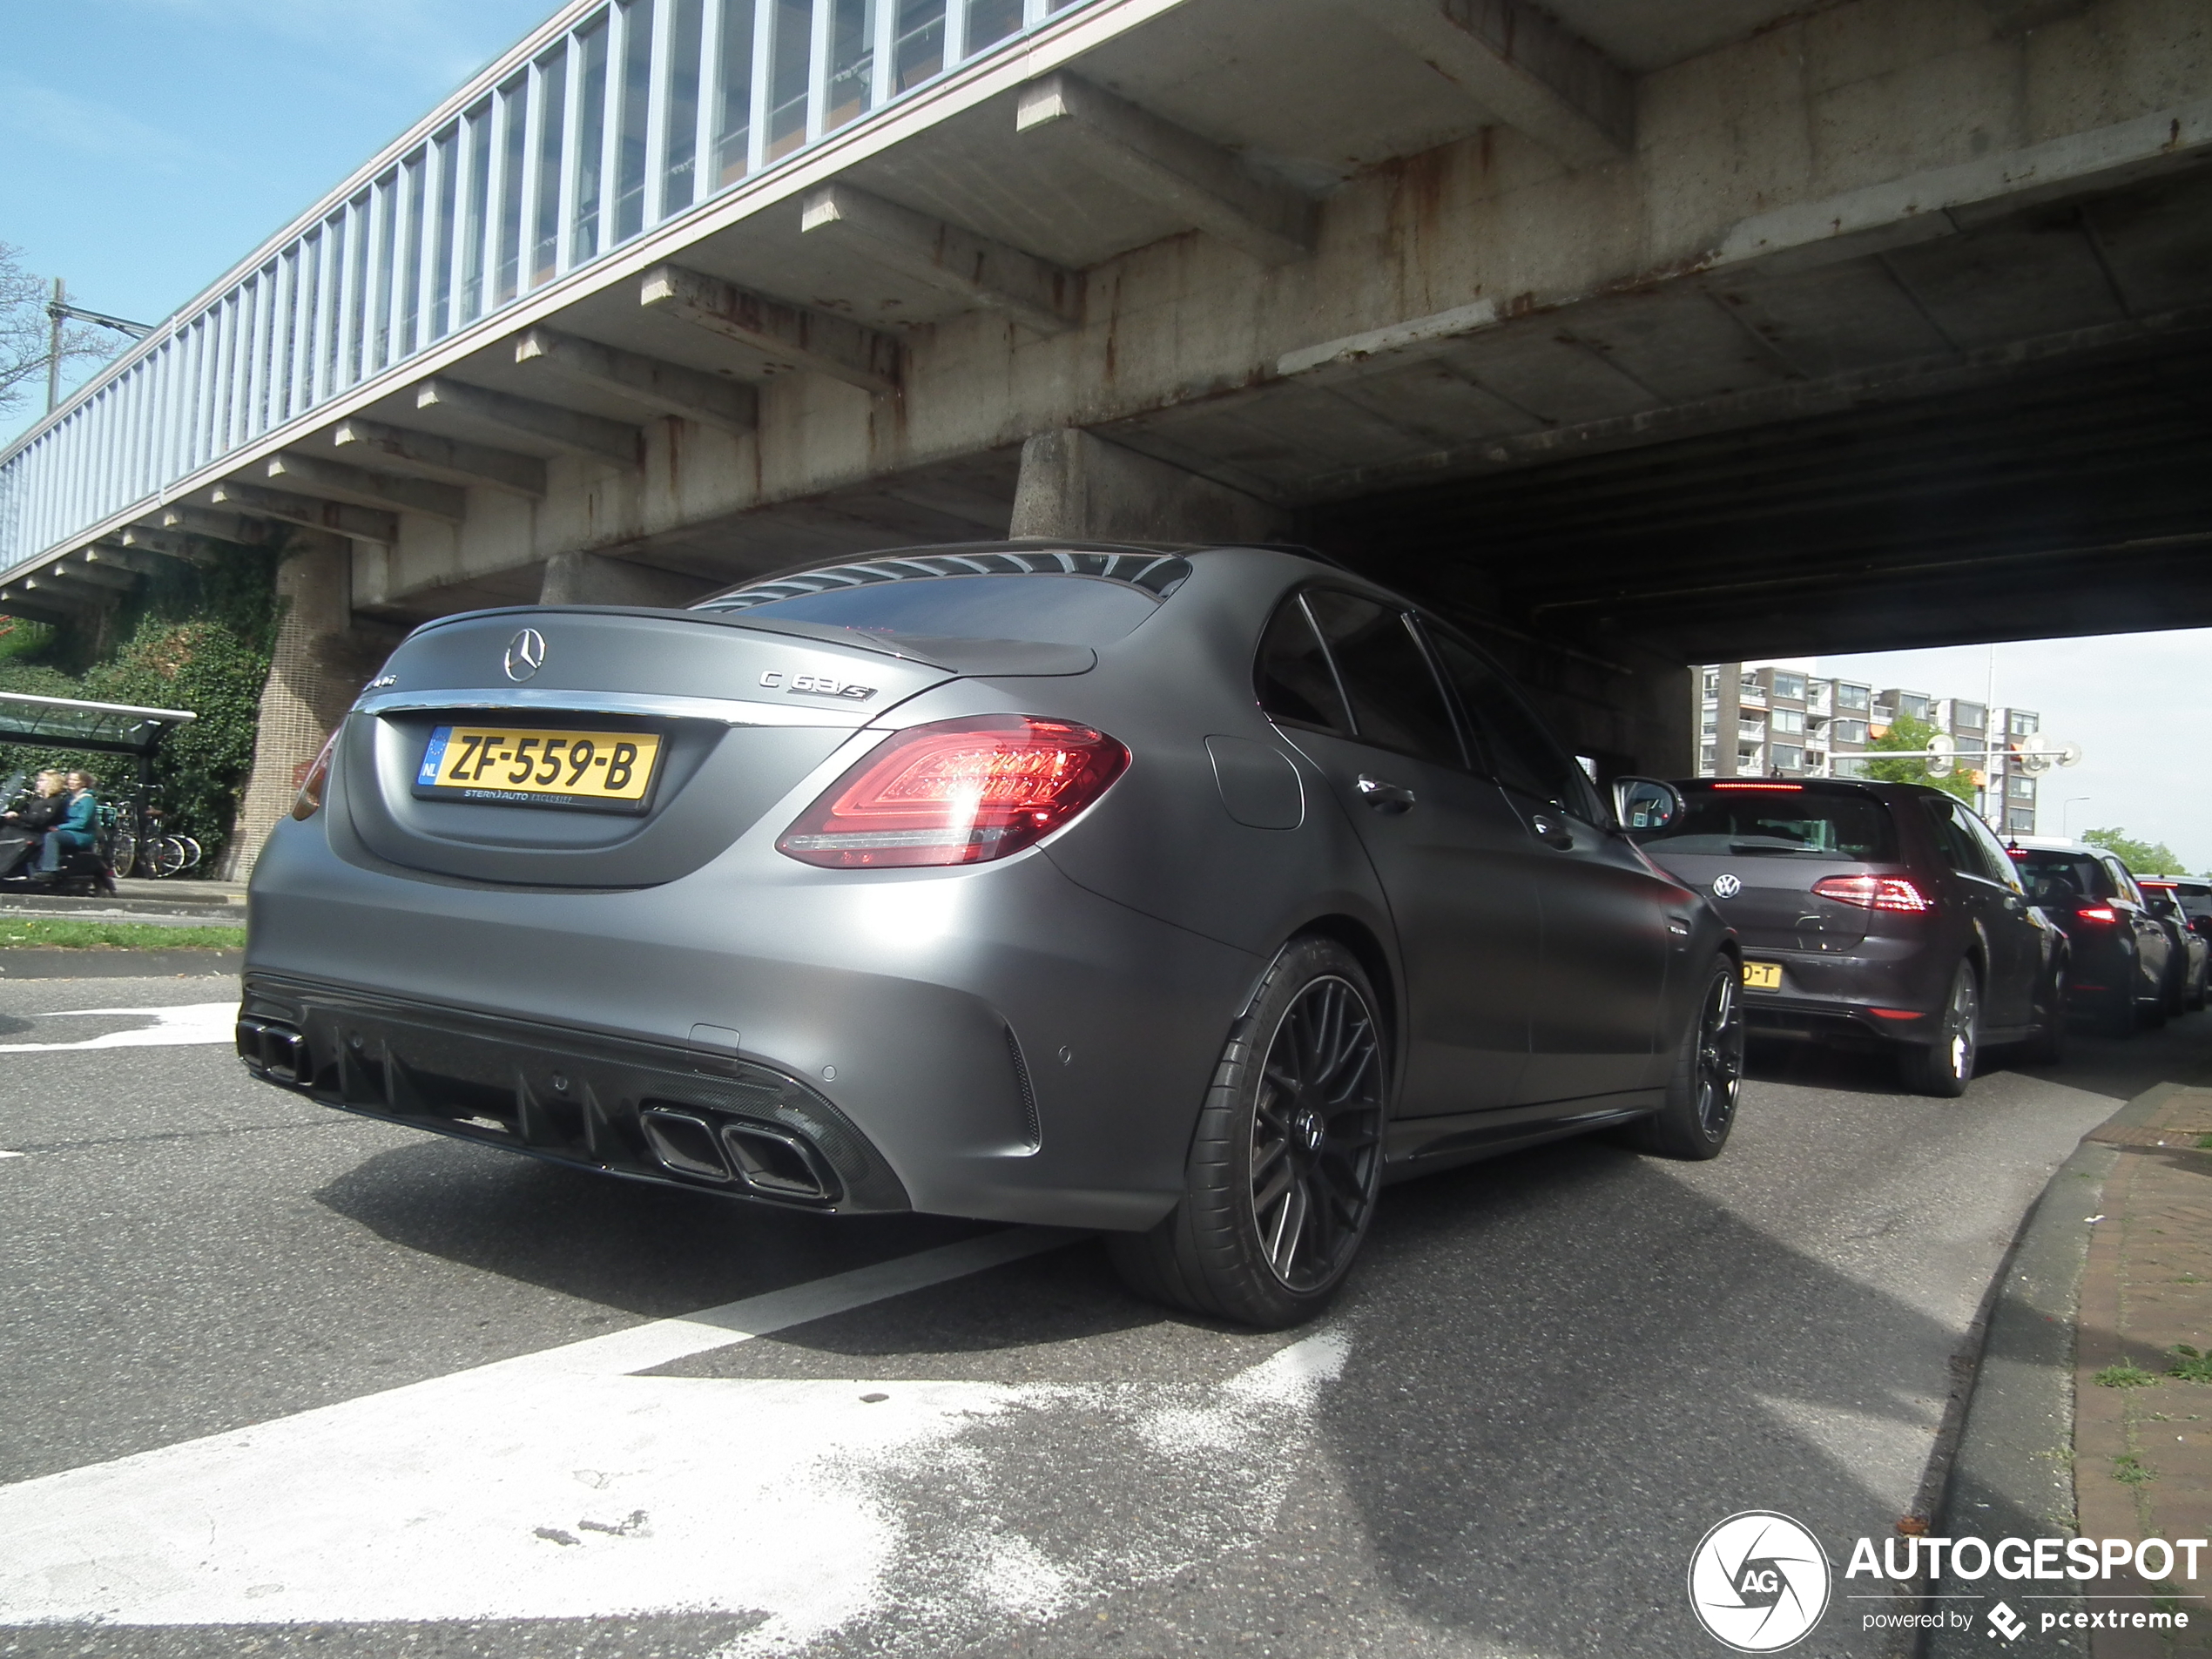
[2,0,2208,864]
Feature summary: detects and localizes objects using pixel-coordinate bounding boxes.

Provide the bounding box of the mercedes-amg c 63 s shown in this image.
[241,543,1741,1326]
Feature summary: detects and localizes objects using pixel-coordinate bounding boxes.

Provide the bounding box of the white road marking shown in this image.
[0,1001,236,1052]
[0,1224,1354,1654]
[0,1149,22,1159]
[0,1229,1075,1629]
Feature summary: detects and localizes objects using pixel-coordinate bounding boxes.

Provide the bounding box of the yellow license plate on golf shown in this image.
[415,725,662,811]
[1742,961,1784,991]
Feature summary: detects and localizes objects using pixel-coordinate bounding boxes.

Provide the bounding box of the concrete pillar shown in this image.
[223,538,391,880]
[1009,428,1291,545]
[539,550,709,607]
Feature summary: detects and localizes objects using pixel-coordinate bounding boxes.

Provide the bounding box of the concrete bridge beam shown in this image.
[1009,428,1290,546]
[510,328,759,436]
[1013,72,1317,266]
[1365,0,1635,169]
[210,482,399,548]
[411,379,643,466]
[637,266,903,394]
[264,454,469,524]
[799,182,1084,336]
[330,419,550,498]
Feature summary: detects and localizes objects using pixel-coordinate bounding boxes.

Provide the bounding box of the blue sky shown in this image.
[2,0,558,445]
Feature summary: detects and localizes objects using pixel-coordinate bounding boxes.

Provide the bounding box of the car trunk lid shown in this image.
[337,607,1073,888]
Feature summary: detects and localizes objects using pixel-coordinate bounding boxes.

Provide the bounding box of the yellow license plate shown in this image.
[1742,961,1784,991]
[415,725,662,810]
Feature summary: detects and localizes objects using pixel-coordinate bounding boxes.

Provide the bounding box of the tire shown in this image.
[175,835,203,871]
[2024,960,2067,1066]
[1109,938,1387,1329]
[2188,961,2208,1015]
[110,831,136,880]
[1901,960,1979,1097]
[147,837,187,879]
[2165,960,2188,1018]
[1620,953,1744,1160]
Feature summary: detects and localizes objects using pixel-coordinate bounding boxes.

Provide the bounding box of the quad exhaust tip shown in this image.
[236,1017,307,1085]
[638,1105,839,1204]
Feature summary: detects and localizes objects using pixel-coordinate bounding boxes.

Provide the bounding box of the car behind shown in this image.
[2010,844,2176,1034]
[1633,778,2066,1094]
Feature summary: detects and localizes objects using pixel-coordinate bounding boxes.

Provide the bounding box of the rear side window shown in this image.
[1955,807,2026,892]
[726,573,1161,648]
[1921,798,2003,883]
[1255,597,1352,736]
[1298,591,1461,767]
[1641,787,1898,860]
[1426,628,1600,820]
[2017,852,2114,900]
[2142,887,2182,920]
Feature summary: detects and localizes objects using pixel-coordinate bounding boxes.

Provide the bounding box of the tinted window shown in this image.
[1919,797,1990,879]
[2142,887,2182,921]
[2103,857,2147,906]
[1255,596,1352,736]
[1426,628,1598,819]
[1641,786,1898,860]
[2017,852,2114,900]
[733,574,1159,647]
[1302,591,1460,767]
[1956,806,2027,892]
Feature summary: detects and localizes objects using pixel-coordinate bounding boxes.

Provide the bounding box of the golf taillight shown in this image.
[2074,905,2120,924]
[1812,873,1932,913]
[290,729,341,821]
[777,714,1130,868]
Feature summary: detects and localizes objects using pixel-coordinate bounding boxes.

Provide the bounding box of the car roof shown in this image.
[1671,777,1946,801]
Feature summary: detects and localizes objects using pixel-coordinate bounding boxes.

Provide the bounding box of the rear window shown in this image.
[721,574,1161,648]
[1639,786,1898,860]
[2016,852,2115,900]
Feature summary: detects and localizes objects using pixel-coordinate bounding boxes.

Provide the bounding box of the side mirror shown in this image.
[1611,775,1684,833]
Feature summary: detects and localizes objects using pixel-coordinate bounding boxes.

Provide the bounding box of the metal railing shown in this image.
[0,0,1096,577]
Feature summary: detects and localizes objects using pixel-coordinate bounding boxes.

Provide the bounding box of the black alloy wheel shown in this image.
[1904,961,1978,1097]
[1109,937,1386,1328]
[1621,954,1744,1160]
[1247,974,1385,1292]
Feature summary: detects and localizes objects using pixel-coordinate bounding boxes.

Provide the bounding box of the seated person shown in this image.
[35,770,99,876]
[0,772,67,875]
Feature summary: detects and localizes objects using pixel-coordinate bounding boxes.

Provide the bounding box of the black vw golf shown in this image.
[1633,779,2067,1094]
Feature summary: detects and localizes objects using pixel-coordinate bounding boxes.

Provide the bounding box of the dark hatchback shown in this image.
[2013,846,2182,1031]
[2138,880,2209,1015]
[1634,779,2067,1094]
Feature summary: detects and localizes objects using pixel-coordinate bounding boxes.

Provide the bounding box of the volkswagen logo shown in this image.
[1688,1511,1831,1651]
[502,628,547,683]
[1712,873,1743,900]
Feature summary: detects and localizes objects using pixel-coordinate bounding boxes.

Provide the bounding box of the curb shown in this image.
[0,949,243,978]
[0,894,244,923]
[1920,1082,2188,1657]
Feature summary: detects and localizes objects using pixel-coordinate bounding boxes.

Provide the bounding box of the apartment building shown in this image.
[1698,664,2041,833]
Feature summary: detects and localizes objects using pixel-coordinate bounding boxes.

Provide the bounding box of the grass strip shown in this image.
[0,919,246,950]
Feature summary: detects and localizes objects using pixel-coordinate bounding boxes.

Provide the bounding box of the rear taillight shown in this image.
[777,714,1130,869]
[2074,905,2120,924]
[290,730,341,821]
[1812,873,1932,913]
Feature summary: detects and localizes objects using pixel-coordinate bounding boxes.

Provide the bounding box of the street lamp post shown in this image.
[2062,797,2092,837]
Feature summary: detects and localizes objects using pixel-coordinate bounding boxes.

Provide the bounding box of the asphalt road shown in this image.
[3,974,2208,1659]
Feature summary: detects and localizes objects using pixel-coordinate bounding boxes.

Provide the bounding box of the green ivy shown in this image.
[0,542,280,866]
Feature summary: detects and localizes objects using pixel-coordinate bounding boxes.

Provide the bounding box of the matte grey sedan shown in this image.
[242,542,1741,1326]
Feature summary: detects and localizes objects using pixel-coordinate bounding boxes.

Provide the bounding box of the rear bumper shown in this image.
[1733,947,1942,1045]
[239,976,909,1211]
[244,810,1260,1231]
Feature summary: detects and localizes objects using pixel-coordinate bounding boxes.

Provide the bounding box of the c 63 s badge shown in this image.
[759,671,875,701]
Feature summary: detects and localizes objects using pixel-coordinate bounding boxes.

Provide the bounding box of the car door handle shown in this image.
[1356,775,1415,814]
[1529,812,1575,849]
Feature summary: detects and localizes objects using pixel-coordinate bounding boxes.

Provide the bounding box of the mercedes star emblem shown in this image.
[503,628,547,683]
